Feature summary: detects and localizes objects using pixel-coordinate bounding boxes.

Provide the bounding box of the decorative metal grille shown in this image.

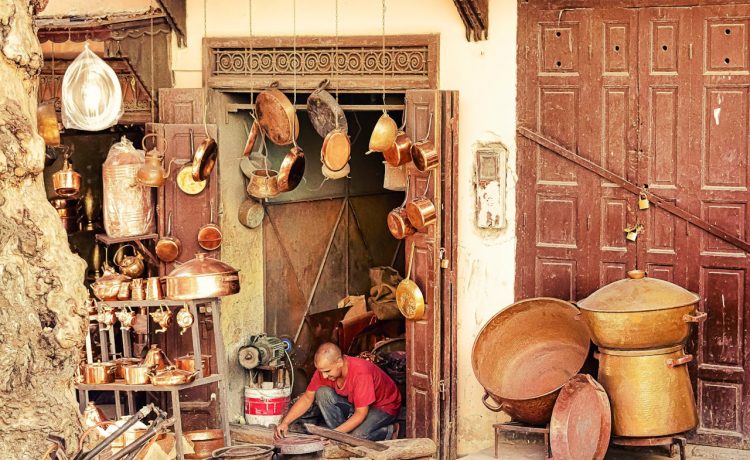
[212,45,429,77]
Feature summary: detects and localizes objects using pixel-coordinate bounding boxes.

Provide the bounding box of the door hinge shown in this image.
[439,380,446,400]
[689,43,693,60]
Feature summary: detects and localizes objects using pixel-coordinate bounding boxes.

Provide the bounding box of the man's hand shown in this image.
[274,422,289,440]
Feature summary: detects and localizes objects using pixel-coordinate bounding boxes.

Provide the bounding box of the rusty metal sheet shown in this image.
[550,374,611,460]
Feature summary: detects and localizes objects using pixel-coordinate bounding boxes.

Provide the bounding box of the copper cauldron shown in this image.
[472,298,591,425]
[578,270,705,349]
[596,345,698,437]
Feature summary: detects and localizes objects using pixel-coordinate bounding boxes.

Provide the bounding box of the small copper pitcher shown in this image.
[145,277,163,300]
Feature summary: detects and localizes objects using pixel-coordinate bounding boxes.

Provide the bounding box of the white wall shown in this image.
[171,0,517,454]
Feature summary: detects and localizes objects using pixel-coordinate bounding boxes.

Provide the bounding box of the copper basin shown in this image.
[185,429,224,459]
[472,298,591,425]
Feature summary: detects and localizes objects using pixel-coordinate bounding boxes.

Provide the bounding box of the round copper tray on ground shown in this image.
[275,435,325,455]
[550,374,611,460]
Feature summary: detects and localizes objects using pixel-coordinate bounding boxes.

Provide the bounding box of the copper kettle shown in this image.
[136,133,185,188]
[114,244,145,278]
[52,146,81,197]
[143,344,169,370]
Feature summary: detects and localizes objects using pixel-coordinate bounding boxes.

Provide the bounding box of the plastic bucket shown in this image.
[244,386,290,426]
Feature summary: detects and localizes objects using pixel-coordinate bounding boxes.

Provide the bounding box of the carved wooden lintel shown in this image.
[453,0,489,41]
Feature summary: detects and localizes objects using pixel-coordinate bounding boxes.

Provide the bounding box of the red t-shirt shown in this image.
[307,356,401,417]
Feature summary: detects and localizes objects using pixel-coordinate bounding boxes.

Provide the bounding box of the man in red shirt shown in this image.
[274,342,401,441]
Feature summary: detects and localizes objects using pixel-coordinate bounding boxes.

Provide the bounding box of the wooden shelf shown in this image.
[76,374,222,392]
[94,298,218,308]
[95,233,159,245]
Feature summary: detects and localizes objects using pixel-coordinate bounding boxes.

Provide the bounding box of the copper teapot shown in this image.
[150,305,173,334]
[97,305,118,331]
[136,133,186,187]
[116,306,137,330]
[176,305,194,335]
[115,244,145,278]
[143,344,169,370]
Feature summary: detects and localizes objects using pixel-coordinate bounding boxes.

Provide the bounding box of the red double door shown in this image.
[518,3,750,449]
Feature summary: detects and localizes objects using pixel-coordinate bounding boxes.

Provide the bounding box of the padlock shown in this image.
[626,228,639,241]
[624,224,643,242]
[638,192,650,210]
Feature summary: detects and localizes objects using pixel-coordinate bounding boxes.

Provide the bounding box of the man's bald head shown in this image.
[314,342,342,367]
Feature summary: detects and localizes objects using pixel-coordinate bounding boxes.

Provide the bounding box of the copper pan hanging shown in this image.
[197,200,223,251]
[277,146,306,193]
[396,243,425,321]
[383,105,413,167]
[387,179,414,240]
[307,79,348,138]
[256,82,299,146]
[178,129,207,195]
[155,212,182,263]
[411,116,438,172]
[192,130,218,182]
[243,118,260,157]
[321,129,350,172]
[405,172,436,230]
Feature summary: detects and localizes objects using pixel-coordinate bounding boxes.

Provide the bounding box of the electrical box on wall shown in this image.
[474,142,508,229]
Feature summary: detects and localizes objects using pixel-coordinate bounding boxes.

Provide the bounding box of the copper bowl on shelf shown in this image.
[185,429,225,459]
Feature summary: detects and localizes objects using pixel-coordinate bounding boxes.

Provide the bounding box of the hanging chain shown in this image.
[381,0,386,111]
[150,1,155,124]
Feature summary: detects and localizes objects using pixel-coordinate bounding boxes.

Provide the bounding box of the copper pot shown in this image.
[82,362,116,384]
[156,213,181,262]
[406,197,437,229]
[53,151,81,197]
[578,270,705,349]
[596,345,698,436]
[122,363,154,385]
[185,429,225,459]
[192,135,218,182]
[150,366,199,386]
[113,357,141,379]
[175,353,211,375]
[412,140,439,172]
[387,207,415,240]
[472,298,591,425]
[383,131,413,167]
[164,253,240,300]
[247,169,280,200]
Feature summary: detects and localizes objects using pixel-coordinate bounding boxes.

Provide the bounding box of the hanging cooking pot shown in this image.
[411,117,438,172]
[577,270,704,349]
[52,146,81,197]
[387,206,416,240]
[368,112,398,153]
[37,101,61,147]
[247,169,279,200]
[596,345,698,437]
[238,199,264,229]
[256,82,299,146]
[396,244,425,321]
[164,253,240,299]
[307,79,348,138]
[192,131,218,182]
[114,244,145,278]
[277,146,306,193]
[177,129,208,195]
[383,130,413,167]
[197,200,223,251]
[406,197,436,230]
[155,212,181,262]
[321,129,351,173]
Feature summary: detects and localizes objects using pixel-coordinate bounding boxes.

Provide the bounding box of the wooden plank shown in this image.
[518,127,750,254]
[303,423,388,452]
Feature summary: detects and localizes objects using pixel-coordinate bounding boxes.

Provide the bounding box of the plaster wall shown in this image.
[171,0,518,454]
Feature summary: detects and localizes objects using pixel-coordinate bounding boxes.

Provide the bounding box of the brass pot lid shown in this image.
[578,270,700,313]
[165,253,238,279]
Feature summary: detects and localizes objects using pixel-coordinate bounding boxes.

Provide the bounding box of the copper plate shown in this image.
[550,374,611,460]
[321,130,351,172]
[177,165,207,195]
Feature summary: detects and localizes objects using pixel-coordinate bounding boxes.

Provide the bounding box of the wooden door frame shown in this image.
[202,35,458,457]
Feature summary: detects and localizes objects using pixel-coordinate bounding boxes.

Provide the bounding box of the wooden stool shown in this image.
[493,422,551,459]
[611,435,687,460]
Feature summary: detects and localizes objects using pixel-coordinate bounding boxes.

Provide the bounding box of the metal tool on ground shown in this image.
[303,423,388,452]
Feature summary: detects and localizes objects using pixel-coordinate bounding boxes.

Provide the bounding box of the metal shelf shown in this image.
[76,374,222,392]
[95,233,159,245]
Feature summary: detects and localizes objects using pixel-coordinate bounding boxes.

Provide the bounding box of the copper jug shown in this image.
[52,147,81,197]
[145,277,163,300]
[143,344,169,370]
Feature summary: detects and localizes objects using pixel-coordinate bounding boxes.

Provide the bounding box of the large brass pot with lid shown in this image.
[164,253,240,300]
[577,270,705,350]
[596,345,698,437]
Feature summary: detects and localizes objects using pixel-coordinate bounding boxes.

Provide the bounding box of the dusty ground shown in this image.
[462,442,750,460]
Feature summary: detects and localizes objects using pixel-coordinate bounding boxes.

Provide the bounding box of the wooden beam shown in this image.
[452,0,488,41]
